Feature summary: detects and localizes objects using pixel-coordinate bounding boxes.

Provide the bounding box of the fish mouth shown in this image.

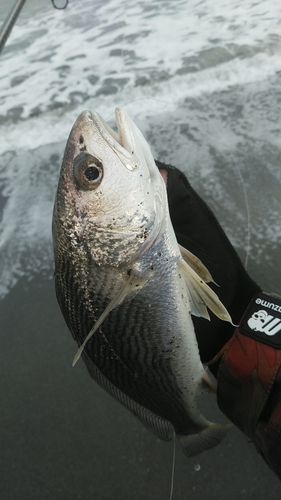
[82,108,142,172]
[80,108,161,189]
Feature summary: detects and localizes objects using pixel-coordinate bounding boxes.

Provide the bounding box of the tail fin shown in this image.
[177,422,232,457]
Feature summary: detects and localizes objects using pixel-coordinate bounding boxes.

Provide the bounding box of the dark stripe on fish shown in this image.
[55,253,195,433]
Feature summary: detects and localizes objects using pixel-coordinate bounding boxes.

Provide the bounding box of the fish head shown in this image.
[53,108,167,267]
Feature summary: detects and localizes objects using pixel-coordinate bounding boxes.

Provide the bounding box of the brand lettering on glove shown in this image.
[240,293,281,348]
[255,298,281,313]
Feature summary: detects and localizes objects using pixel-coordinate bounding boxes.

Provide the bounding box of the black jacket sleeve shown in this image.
[157,161,260,374]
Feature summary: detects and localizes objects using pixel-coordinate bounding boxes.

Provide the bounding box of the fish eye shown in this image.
[73,152,103,190]
[84,165,100,181]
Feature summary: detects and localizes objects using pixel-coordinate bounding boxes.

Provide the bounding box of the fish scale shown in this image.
[53,107,233,456]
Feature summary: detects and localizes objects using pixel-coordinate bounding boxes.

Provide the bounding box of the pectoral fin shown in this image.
[72,270,149,366]
[179,244,214,283]
[178,258,233,323]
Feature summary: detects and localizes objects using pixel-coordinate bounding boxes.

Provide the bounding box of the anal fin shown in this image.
[201,371,216,394]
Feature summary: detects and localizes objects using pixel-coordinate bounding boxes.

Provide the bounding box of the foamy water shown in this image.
[0,0,280,299]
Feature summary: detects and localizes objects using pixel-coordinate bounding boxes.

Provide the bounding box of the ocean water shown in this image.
[0,1,281,499]
[0,0,280,298]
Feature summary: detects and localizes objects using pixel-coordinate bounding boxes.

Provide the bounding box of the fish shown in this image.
[52,107,232,457]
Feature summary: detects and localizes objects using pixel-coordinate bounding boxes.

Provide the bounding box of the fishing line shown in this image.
[231,155,251,269]
[168,431,176,500]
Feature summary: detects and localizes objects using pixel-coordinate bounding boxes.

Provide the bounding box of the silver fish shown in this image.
[52,107,232,456]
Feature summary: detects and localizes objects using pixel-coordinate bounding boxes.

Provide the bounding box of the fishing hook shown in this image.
[51,0,69,9]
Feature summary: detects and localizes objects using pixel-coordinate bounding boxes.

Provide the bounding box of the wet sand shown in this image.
[1,276,280,499]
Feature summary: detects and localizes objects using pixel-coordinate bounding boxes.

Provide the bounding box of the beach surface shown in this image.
[1,276,281,499]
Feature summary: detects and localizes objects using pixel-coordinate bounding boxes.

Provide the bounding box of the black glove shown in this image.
[158,161,281,481]
[156,161,260,372]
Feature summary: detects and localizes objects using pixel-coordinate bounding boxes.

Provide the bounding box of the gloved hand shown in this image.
[158,161,281,481]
